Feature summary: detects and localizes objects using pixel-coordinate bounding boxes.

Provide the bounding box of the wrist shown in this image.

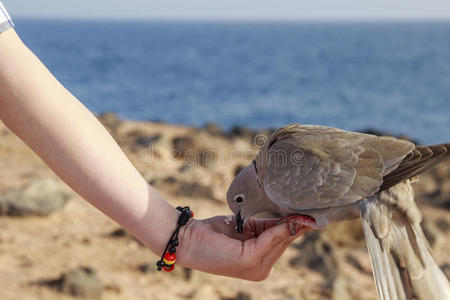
[126,185,181,257]
[152,203,181,256]
[155,206,194,272]
[173,217,196,267]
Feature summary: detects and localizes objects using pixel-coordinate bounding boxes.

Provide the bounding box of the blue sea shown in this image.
[15,19,450,144]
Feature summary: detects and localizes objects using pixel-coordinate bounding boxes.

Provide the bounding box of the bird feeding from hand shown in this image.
[226,123,450,300]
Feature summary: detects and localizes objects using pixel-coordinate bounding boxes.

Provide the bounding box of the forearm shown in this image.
[0,29,177,256]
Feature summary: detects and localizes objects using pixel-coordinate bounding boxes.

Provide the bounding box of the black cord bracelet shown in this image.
[156,206,193,272]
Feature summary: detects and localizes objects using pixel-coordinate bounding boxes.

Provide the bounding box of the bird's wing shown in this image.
[380,143,450,191]
[260,124,414,210]
[361,181,450,300]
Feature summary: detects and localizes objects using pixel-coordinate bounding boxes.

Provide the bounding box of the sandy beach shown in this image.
[0,114,449,300]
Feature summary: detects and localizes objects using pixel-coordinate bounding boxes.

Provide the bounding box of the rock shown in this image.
[125,130,161,148]
[110,228,128,237]
[228,126,255,140]
[289,231,338,281]
[60,267,103,298]
[227,127,274,146]
[359,128,417,144]
[203,123,224,136]
[109,228,143,245]
[172,134,221,168]
[38,267,103,298]
[435,218,450,232]
[138,263,156,273]
[198,149,219,167]
[163,176,177,184]
[175,181,216,200]
[0,179,70,216]
[166,266,206,286]
[172,136,196,158]
[184,268,205,287]
[179,267,196,281]
[151,176,217,201]
[136,134,161,147]
[222,291,252,300]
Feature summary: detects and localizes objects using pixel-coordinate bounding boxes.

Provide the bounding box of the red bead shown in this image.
[163,264,175,272]
[163,252,176,264]
[164,252,176,261]
[190,211,194,218]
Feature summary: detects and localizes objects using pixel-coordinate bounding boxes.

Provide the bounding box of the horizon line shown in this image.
[12,15,450,23]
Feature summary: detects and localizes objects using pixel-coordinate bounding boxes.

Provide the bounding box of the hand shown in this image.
[176,215,309,281]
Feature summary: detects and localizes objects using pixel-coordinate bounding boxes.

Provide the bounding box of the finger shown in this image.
[245,216,314,237]
[200,215,259,242]
[254,215,312,259]
[260,225,309,268]
[253,222,293,258]
[245,218,284,237]
[204,216,282,241]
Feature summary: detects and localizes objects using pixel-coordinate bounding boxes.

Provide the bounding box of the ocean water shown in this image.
[14,19,450,144]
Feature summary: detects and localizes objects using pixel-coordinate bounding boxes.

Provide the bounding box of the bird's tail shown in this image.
[361,181,450,300]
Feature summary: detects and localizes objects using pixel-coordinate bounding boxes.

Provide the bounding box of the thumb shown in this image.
[258,225,309,270]
[253,222,294,258]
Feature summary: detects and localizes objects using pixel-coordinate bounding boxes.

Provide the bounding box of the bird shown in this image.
[226,123,450,300]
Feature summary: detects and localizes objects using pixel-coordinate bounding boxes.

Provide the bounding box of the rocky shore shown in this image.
[0,113,449,300]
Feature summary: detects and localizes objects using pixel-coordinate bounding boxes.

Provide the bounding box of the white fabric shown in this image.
[0,1,13,28]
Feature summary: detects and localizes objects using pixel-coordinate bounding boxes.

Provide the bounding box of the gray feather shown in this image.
[260,124,414,210]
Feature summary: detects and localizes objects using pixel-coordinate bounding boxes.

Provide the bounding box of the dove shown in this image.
[227,124,450,300]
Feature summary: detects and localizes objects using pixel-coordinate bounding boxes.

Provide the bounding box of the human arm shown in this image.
[0,28,305,280]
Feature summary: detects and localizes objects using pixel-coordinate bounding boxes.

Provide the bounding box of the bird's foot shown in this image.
[277,214,317,236]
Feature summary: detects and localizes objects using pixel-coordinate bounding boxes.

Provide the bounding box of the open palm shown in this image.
[177,215,309,281]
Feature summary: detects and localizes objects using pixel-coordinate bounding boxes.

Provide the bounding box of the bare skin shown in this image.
[0,28,306,281]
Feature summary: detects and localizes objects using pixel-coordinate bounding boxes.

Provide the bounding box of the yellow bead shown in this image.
[163,258,176,265]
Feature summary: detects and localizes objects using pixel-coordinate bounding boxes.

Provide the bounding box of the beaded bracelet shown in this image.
[156,206,193,272]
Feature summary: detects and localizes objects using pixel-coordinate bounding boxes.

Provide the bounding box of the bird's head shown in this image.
[226,161,265,234]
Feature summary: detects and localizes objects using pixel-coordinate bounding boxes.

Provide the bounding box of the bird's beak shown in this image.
[236,210,244,234]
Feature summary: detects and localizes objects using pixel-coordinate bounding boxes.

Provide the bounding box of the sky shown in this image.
[4,0,450,21]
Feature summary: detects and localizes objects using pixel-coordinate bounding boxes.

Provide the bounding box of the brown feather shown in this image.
[380,143,450,191]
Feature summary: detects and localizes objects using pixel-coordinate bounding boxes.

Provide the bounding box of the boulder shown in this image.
[0,179,70,216]
[60,267,103,298]
[37,267,103,298]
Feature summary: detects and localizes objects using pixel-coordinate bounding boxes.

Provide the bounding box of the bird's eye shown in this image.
[234,194,244,203]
